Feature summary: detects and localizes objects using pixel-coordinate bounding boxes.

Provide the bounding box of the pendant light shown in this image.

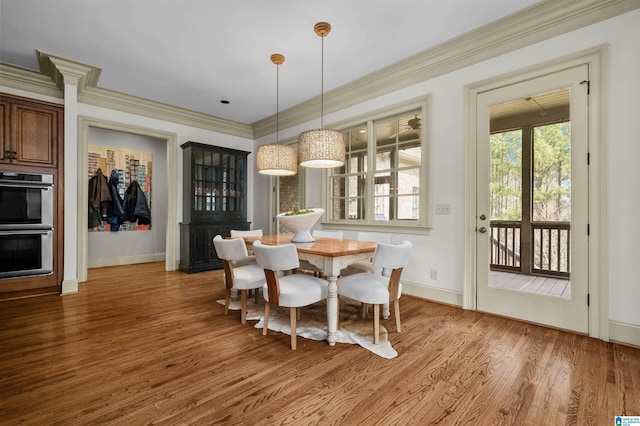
[256,53,297,176]
[298,22,345,169]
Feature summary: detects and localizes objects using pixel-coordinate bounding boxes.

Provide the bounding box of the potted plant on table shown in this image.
[276,208,324,242]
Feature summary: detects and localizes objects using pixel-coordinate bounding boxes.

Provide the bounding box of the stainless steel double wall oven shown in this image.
[0,171,55,279]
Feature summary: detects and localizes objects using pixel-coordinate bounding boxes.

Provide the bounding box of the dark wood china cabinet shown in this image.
[179,142,250,273]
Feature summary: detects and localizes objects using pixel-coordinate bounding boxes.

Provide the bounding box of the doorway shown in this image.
[77,117,178,284]
[476,66,589,333]
[463,46,609,339]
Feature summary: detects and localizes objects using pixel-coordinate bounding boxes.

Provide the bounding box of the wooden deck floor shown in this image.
[490,270,571,298]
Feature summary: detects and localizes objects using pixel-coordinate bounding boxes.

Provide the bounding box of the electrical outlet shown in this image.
[430,268,438,280]
[435,204,451,215]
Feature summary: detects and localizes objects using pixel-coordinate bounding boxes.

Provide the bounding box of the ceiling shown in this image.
[490,88,571,121]
[1,0,542,126]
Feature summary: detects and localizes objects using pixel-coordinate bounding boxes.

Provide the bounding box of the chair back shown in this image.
[253,241,300,305]
[253,240,300,271]
[230,229,263,238]
[312,229,343,239]
[372,240,413,300]
[213,235,249,261]
[213,235,250,289]
[357,231,392,244]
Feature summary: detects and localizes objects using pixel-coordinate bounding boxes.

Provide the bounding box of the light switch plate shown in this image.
[435,204,451,215]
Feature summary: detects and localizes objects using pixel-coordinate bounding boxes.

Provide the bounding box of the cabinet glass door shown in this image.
[193,149,222,213]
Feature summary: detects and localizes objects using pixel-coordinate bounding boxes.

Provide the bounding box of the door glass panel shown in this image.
[532,122,571,275]
[488,88,571,298]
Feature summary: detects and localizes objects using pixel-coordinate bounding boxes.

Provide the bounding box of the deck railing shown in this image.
[531,221,570,277]
[490,220,570,278]
[489,221,521,272]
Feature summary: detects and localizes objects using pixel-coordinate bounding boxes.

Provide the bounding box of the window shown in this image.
[325,101,429,231]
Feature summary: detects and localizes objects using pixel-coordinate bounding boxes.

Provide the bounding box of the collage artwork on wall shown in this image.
[88,144,153,232]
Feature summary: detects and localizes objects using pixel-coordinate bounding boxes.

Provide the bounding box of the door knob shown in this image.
[479,214,486,220]
[478,227,487,233]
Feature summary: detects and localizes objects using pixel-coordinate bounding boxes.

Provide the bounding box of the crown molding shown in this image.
[78,86,254,139]
[0,62,62,98]
[0,62,253,140]
[37,50,102,90]
[252,0,640,138]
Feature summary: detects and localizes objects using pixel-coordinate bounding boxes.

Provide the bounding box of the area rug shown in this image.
[217,297,398,359]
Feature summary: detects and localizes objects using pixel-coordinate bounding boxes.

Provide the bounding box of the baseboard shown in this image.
[402,280,463,307]
[403,282,640,347]
[88,253,166,269]
[609,320,640,348]
[61,279,79,294]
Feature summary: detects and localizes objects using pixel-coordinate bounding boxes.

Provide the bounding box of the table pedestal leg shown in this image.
[382,302,390,319]
[326,276,338,346]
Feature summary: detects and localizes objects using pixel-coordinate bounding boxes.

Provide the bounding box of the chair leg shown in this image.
[254,288,259,304]
[241,290,247,324]
[361,303,368,319]
[373,304,380,345]
[263,303,270,336]
[224,288,231,315]
[394,299,402,332]
[290,307,297,350]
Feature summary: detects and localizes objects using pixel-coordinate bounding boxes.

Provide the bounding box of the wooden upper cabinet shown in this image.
[0,94,62,168]
[0,101,8,164]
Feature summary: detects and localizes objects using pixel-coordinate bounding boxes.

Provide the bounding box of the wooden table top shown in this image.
[242,234,377,257]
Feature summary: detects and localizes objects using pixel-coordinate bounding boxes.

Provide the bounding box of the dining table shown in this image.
[242,234,378,346]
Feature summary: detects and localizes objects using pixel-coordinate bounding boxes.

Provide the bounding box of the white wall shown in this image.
[77,103,256,268]
[254,10,640,331]
[86,127,167,267]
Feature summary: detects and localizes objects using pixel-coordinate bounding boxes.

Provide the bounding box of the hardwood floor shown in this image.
[1,262,638,425]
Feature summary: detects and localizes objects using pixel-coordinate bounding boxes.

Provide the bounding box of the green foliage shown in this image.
[490,130,522,220]
[532,122,571,221]
[490,122,571,222]
[283,208,315,216]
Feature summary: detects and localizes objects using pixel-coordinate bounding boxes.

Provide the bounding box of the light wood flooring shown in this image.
[1,262,638,425]
[491,270,571,298]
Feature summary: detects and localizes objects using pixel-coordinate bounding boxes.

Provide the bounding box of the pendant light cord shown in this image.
[320,34,324,129]
[276,62,280,142]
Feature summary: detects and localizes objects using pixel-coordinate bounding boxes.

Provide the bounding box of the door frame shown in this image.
[463,44,609,340]
[77,116,178,283]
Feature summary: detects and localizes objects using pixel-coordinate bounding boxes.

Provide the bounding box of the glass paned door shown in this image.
[476,65,589,334]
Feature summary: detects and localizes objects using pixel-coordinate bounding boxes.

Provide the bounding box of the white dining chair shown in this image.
[339,231,393,277]
[297,229,344,277]
[230,229,263,257]
[252,240,329,350]
[213,235,266,324]
[337,240,413,344]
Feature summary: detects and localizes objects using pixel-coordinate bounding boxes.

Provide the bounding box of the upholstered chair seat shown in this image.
[213,235,266,324]
[253,240,328,350]
[337,240,413,344]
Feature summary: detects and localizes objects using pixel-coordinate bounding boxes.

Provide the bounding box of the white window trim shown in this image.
[321,96,431,234]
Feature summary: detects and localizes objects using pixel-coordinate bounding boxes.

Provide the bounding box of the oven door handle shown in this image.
[0,181,53,189]
[0,229,53,236]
